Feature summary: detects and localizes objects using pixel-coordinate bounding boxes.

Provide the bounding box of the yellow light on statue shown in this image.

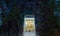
[26,20,34,31]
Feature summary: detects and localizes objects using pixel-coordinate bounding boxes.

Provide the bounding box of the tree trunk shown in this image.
[39,0,57,36]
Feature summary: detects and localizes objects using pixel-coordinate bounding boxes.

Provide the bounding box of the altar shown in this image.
[23,15,36,36]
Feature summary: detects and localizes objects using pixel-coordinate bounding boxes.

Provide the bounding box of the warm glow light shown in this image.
[26,20,34,31]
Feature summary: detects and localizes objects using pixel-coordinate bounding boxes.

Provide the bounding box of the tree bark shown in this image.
[39,0,57,36]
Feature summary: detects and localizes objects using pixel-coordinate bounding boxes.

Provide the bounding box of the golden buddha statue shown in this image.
[26,21,34,32]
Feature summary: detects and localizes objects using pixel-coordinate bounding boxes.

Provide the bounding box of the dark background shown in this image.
[0,0,60,36]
